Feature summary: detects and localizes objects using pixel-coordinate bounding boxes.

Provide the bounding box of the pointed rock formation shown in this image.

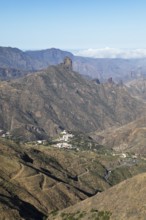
[63,57,72,70]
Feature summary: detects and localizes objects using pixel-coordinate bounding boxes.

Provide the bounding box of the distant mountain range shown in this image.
[0,46,146,81]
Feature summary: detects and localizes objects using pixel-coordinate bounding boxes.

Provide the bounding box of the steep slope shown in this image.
[0,47,73,71]
[0,137,107,219]
[53,172,146,220]
[0,67,28,80]
[126,77,146,101]
[0,47,33,70]
[91,116,146,154]
[1,136,146,219]
[0,63,144,140]
[0,138,121,219]
[90,79,146,154]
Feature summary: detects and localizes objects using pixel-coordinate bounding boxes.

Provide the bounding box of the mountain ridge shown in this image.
[0,63,145,140]
[0,46,146,81]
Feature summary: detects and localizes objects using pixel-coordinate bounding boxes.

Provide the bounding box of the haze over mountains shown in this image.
[1,46,146,81]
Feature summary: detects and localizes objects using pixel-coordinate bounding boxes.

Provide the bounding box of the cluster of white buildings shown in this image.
[55,142,72,149]
[54,130,74,149]
[0,129,75,150]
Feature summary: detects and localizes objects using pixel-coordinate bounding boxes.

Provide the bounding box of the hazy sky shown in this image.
[0,0,146,57]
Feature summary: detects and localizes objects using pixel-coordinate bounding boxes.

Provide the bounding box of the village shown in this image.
[0,129,141,163]
[35,130,75,149]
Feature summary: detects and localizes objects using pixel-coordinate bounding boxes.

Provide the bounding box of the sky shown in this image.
[0,0,146,58]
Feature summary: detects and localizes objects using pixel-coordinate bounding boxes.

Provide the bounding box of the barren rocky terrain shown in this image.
[0,51,146,219]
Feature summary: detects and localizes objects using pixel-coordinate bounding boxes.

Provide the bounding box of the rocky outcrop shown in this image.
[63,57,73,70]
[92,78,100,84]
[107,77,114,84]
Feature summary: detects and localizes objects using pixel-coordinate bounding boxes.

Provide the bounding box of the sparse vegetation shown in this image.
[60,211,86,220]
[59,210,111,220]
[0,53,146,220]
[50,209,58,217]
